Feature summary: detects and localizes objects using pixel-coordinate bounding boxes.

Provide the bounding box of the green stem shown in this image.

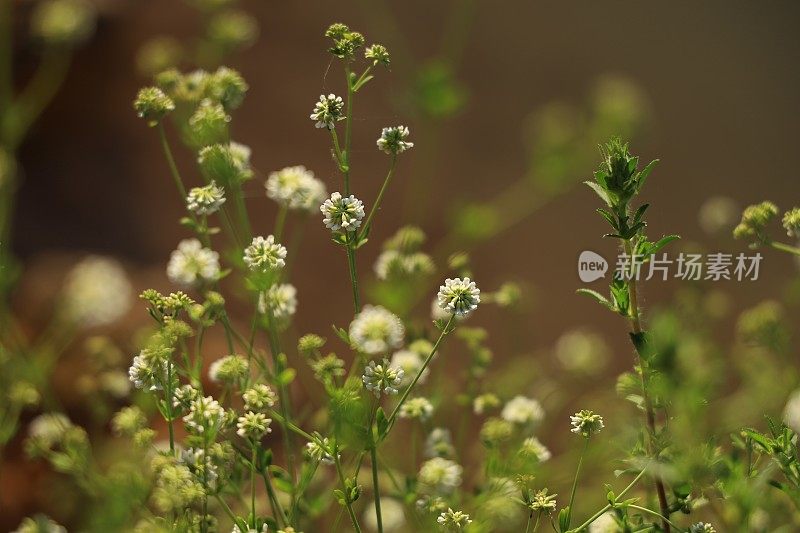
[345,242,361,313]
[251,445,257,528]
[358,155,397,241]
[158,123,188,199]
[628,505,684,531]
[370,445,384,533]
[565,437,589,529]
[334,452,363,533]
[567,463,650,532]
[387,314,455,426]
[770,241,800,257]
[262,470,289,527]
[274,204,288,242]
[343,65,354,195]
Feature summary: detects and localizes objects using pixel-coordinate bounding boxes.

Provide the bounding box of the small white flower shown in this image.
[62,256,132,326]
[236,411,272,439]
[183,395,225,435]
[419,457,463,494]
[186,180,226,215]
[243,235,287,272]
[306,437,336,465]
[520,437,551,463]
[689,524,716,533]
[528,488,557,513]
[28,413,72,446]
[128,349,168,391]
[243,384,277,412]
[399,397,434,421]
[310,93,344,129]
[349,305,405,355]
[258,283,298,324]
[473,393,501,415]
[437,277,480,317]
[167,239,220,286]
[208,354,249,383]
[266,165,328,211]
[362,359,404,397]
[180,447,219,487]
[173,384,200,409]
[376,125,414,155]
[570,409,605,438]
[437,508,472,529]
[390,349,429,387]
[425,427,455,458]
[320,192,365,232]
[501,396,545,425]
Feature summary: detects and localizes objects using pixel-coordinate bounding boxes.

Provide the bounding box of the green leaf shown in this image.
[332,325,350,345]
[576,289,612,310]
[585,180,612,207]
[632,203,649,224]
[596,208,618,230]
[635,159,659,190]
[649,234,680,255]
[558,506,570,532]
[376,407,390,440]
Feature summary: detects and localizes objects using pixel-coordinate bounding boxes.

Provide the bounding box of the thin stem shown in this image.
[274,204,288,242]
[158,123,188,200]
[370,445,384,533]
[214,494,239,527]
[262,470,289,528]
[622,240,671,533]
[770,241,800,257]
[331,129,345,171]
[565,437,589,529]
[358,155,397,241]
[387,315,454,426]
[343,65,354,195]
[568,465,649,533]
[345,242,361,313]
[628,505,684,531]
[334,452,364,533]
[251,445,257,528]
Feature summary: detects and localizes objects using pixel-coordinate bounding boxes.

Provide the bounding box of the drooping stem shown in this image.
[623,239,671,533]
[358,155,397,240]
[770,241,800,257]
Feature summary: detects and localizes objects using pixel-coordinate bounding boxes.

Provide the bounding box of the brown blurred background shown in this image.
[5,0,800,529]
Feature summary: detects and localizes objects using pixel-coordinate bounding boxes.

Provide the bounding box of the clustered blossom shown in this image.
[733,201,779,245]
[528,488,557,513]
[689,523,716,533]
[208,354,249,384]
[473,393,501,415]
[180,448,219,488]
[365,44,390,65]
[783,207,800,238]
[418,457,463,494]
[437,508,472,529]
[425,428,455,458]
[320,192,365,232]
[570,409,605,438]
[173,384,200,409]
[186,181,226,215]
[258,283,298,324]
[232,524,269,533]
[266,165,327,211]
[236,411,272,440]
[520,437,551,463]
[128,348,168,391]
[348,305,405,355]
[310,94,344,129]
[62,256,133,326]
[390,349,429,387]
[501,395,545,426]
[134,86,175,126]
[183,396,226,435]
[28,413,72,447]
[374,249,434,280]
[437,277,481,317]
[376,125,413,155]
[243,235,287,272]
[306,437,336,465]
[167,239,220,286]
[362,359,404,397]
[243,384,277,412]
[399,397,434,421]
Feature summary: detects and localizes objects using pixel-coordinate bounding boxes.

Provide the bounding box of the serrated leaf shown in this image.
[585,180,612,207]
[649,234,680,255]
[635,159,659,190]
[576,288,612,310]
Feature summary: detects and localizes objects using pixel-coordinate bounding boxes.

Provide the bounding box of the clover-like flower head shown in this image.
[167,239,221,286]
[186,181,226,215]
[134,86,175,126]
[570,409,605,438]
[362,359,404,397]
[349,305,405,355]
[321,192,365,232]
[310,94,344,130]
[243,235,287,272]
[236,411,272,440]
[437,277,480,317]
[377,125,414,155]
[266,165,327,211]
[437,508,472,529]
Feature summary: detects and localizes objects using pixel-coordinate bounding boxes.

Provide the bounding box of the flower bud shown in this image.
[134,87,176,127]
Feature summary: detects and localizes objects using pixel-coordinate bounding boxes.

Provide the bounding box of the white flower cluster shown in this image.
[437,508,472,529]
[167,239,220,286]
[418,457,462,494]
[243,235,287,272]
[570,409,605,438]
[306,437,336,465]
[320,192,365,232]
[520,437,551,463]
[362,359,404,397]
[266,165,327,211]
[310,93,344,129]
[186,180,226,215]
[208,354,249,383]
[501,395,544,426]
[62,256,133,326]
[399,397,434,421]
[243,384,277,411]
[390,349,429,387]
[183,395,226,435]
[425,427,455,458]
[437,277,480,317]
[376,125,413,155]
[128,348,168,391]
[258,283,298,324]
[236,411,272,440]
[349,305,405,355]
